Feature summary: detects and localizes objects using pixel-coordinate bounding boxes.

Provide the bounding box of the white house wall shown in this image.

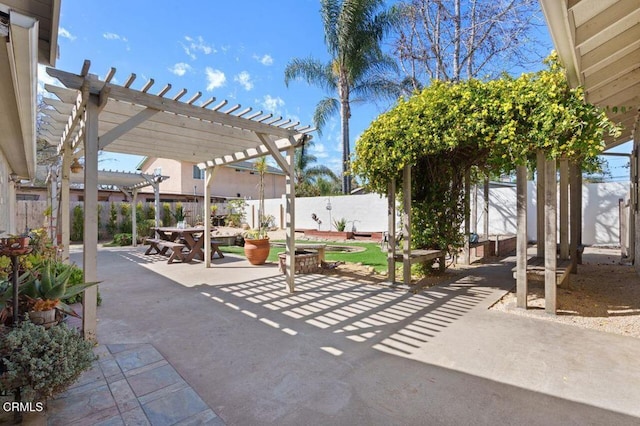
[247,182,630,246]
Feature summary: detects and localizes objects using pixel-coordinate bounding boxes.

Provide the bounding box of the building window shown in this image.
[193,165,204,180]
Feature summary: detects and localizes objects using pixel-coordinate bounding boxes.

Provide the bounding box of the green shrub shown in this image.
[137,219,156,241]
[119,203,132,234]
[113,233,132,246]
[71,205,84,241]
[162,203,172,227]
[106,202,118,237]
[52,262,102,306]
[0,320,96,401]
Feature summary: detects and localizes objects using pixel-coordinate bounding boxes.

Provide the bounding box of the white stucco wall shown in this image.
[245,181,630,246]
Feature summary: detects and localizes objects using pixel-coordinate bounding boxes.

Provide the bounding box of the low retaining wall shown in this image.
[278,251,320,274]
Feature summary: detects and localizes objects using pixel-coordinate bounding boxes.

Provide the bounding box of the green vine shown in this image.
[353,54,620,266]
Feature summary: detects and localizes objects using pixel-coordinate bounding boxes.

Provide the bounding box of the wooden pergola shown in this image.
[39,60,314,339]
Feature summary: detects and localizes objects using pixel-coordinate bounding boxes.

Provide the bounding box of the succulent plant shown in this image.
[21,261,99,317]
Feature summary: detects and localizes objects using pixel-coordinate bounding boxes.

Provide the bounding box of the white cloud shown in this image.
[182,35,215,60]
[59,27,76,41]
[234,71,253,91]
[103,32,128,42]
[205,68,226,91]
[253,54,273,66]
[261,95,285,114]
[311,143,329,159]
[168,62,192,76]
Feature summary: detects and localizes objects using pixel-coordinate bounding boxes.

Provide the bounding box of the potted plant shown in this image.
[20,260,100,328]
[243,157,271,265]
[173,203,187,228]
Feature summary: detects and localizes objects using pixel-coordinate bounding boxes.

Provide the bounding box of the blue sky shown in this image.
[41,0,382,174]
[40,0,630,180]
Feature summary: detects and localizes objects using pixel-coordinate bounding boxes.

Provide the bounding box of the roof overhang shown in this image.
[539,0,640,148]
[0,8,38,178]
[1,0,60,66]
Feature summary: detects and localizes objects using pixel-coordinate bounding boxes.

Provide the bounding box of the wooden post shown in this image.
[471,183,478,235]
[60,150,71,263]
[559,159,569,260]
[82,94,99,341]
[536,151,545,258]
[285,145,296,292]
[630,144,637,264]
[570,161,580,273]
[204,166,218,268]
[544,157,557,315]
[483,176,490,240]
[387,179,396,284]
[403,165,411,285]
[463,169,471,264]
[516,165,528,308]
[131,189,138,247]
[153,180,161,228]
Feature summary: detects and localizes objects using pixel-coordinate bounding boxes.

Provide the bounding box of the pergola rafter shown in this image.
[39,59,315,340]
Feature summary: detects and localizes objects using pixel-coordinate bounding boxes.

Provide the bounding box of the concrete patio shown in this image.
[41,245,640,425]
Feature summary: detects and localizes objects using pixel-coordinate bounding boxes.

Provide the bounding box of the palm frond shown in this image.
[284,58,336,92]
[313,97,340,135]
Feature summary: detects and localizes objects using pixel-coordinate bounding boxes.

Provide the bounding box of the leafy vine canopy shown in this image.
[353,54,620,194]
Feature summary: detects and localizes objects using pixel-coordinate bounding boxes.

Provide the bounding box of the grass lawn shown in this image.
[220,240,388,273]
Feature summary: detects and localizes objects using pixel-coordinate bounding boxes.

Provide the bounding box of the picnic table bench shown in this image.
[512,257,572,286]
[394,249,447,272]
[145,238,186,264]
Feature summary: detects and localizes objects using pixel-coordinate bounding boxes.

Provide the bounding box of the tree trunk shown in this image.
[339,77,351,194]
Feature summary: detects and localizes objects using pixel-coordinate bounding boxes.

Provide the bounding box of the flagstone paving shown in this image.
[46,344,224,425]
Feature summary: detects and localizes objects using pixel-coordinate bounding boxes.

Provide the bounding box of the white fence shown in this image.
[245,181,631,246]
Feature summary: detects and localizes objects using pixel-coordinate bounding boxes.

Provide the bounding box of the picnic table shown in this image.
[146,227,224,263]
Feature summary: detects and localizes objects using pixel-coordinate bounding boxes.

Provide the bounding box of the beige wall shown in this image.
[0,153,13,235]
[139,158,286,200]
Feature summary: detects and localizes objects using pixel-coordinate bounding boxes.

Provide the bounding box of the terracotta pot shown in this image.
[244,238,270,265]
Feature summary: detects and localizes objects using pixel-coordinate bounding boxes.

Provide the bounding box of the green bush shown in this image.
[119,203,132,234]
[106,202,118,237]
[51,262,102,306]
[137,219,156,241]
[162,203,172,227]
[0,320,96,401]
[113,233,132,246]
[71,205,84,241]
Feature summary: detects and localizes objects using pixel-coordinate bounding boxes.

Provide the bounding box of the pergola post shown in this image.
[82,94,99,341]
[285,145,296,292]
[536,151,545,258]
[387,179,396,283]
[483,176,489,240]
[630,143,637,265]
[402,165,411,285]
[463,169,471,264]
[256,133,297,292]
[559,159,569,260]
[544,157,557,315]
[48,167,59,245]
[204,166,218,268]
[516,165,528,308]
[153,180,161,228]
[131,189,138,248]
[59,151,71,263]
[570,161,580,273]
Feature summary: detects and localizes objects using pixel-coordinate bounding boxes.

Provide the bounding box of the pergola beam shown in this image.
[98,107,160,149]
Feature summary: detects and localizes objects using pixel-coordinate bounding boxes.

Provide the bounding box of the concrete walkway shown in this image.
[44,246,640,425]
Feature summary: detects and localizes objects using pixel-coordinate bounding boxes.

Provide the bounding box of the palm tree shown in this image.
[295,141,340,196]
[285,0,396,194]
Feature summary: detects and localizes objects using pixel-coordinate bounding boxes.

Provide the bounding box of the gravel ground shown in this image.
[491,247,640,339]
